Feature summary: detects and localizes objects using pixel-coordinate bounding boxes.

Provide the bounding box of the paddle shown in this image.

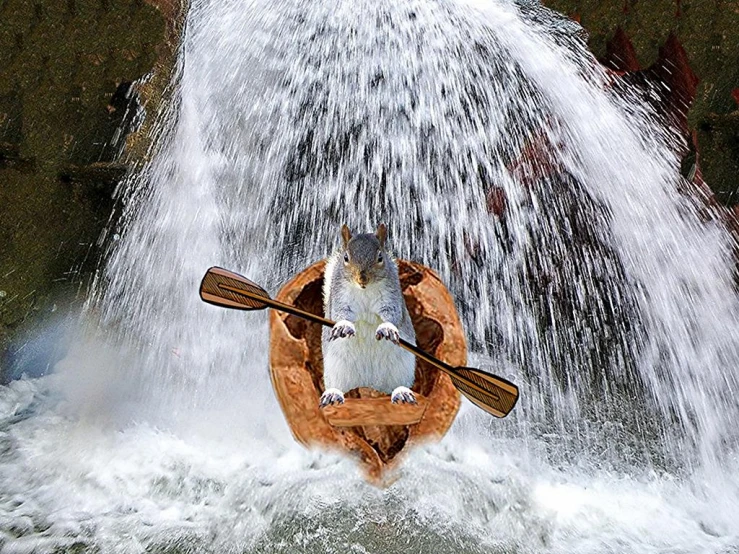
[199,266,519,418]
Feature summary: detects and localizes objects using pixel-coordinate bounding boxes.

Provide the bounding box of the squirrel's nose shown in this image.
[359,271,368,285]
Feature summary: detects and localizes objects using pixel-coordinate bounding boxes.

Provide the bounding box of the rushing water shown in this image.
[2,0,739,551]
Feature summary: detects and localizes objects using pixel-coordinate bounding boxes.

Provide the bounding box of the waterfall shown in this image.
[2,0,738,551]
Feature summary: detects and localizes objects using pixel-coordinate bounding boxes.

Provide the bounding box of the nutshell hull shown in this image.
[269,259,465,483]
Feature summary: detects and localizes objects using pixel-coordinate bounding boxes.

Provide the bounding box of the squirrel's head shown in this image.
[340,224,389,289]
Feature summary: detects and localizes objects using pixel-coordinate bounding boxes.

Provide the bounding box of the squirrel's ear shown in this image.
[341,224,352,248]
[376,223,387,248]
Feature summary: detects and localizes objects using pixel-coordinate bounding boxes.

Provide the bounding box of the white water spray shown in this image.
[2,0,739,551]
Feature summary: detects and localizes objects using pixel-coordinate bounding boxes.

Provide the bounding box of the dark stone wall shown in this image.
[0,0,183,377]
[1,0,735,378]
[543,0,739,205]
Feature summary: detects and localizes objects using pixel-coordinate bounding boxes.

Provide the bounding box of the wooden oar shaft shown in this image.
[207,267,518,418]
[220,283,455,375]
[397,338,454,373]
[219,283,335,326]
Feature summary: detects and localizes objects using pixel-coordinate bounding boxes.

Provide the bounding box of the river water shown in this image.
[2,0,739,552]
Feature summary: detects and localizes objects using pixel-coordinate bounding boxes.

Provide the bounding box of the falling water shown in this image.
[2,0,739,551]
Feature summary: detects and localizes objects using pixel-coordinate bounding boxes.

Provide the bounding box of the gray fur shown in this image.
[321,225,416,396]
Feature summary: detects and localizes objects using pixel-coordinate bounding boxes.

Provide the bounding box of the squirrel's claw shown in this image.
[375,322,400,344]
[320,388,345,407]
[391,386,417,404]
[330,320,356,340]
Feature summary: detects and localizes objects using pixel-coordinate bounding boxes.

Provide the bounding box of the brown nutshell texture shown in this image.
[269,259,464,484]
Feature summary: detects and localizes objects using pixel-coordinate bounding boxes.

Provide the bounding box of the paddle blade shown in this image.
[449,367,519,418]
[200,267,271,310]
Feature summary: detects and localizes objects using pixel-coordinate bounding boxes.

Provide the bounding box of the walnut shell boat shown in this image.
[269,259,464,483]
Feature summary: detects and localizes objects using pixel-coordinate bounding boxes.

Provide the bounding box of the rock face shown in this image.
[269,260,464,484]
[0,0,185,378]
[543,0,739,206]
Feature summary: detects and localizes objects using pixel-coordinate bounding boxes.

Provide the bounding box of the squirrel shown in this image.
[320,223,417,407]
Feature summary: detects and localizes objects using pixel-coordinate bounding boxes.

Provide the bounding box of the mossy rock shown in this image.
[0,0,184,377]
[543,0,739,203]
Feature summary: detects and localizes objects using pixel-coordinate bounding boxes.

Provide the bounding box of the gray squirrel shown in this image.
[320,224,417,407]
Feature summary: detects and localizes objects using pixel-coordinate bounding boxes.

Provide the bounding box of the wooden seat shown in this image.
[321,394,429,427]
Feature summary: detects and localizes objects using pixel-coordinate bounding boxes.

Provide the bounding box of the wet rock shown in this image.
[486,186,507,218]
[543,0,739,205]
[0,0,186,378]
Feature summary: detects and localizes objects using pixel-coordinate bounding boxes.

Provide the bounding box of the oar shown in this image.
[199,266,519,418]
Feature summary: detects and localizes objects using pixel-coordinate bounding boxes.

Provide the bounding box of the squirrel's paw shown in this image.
[391,386,417,404]
[319,388,345,407]
[375,322,400,344]
[330,320,356,340]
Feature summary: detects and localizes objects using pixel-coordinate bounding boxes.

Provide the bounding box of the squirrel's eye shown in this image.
[377,253,383,263]
[343,253,349,263]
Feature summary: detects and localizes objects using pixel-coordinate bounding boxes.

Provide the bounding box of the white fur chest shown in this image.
[337,281,385,326]
[321,254,416,393]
